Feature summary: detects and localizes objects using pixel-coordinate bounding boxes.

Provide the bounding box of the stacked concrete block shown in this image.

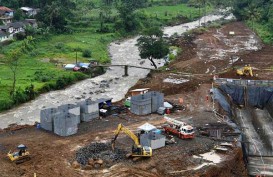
[130,91,164,115]
[40,108,60,131]
[78,99,99,122]
[54,112,78,136]
[58,104,80,124]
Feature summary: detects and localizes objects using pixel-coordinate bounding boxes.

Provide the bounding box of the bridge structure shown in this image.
[91,64,156,76]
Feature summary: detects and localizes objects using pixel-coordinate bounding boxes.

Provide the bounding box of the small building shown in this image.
[0,31,10,42]
[20,7,38,16]
[0,6,13,17]
[23,19,38,28]
[0,25,13,34]
[0,6,13,24]
[10,22,25,34]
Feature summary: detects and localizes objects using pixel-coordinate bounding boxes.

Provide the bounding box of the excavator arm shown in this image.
[111,123,152,157]
[112,123,140,150]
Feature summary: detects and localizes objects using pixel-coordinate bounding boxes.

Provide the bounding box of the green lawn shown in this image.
[141,3,212,22]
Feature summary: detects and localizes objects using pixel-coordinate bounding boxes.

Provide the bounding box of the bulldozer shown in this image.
[111,123,152,158]
[7,144,31,164]
[236,65,253,77]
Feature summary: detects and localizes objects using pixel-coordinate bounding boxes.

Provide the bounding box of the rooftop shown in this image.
[0,6,13,12]
[20,7,34,12]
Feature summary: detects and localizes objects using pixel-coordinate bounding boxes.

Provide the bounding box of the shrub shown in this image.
[13,88,28,105]
[82,49,92,58]
[55,42,65,50]
[169,53,175,60]
[56,77,66,90]
[24,84,36,100]
[74,72,87,80]
[0,99,13,111]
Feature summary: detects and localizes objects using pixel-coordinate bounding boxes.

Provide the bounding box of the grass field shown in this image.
[0,2,212,111]
[140,3,211,22]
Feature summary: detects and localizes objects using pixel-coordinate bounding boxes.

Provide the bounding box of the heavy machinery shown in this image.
[163,116,194,139]
[111,123,152,157]
[236,65,253,77]
[7,144,31,164]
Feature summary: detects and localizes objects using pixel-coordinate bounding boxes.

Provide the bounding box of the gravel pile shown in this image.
[75,142,127,165]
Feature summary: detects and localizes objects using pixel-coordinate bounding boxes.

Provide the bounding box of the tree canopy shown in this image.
[136,27,169,69]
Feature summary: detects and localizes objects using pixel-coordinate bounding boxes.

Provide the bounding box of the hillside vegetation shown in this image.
[233,0,273,44]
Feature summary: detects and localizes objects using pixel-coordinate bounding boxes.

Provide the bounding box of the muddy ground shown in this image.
[1,22,273,177]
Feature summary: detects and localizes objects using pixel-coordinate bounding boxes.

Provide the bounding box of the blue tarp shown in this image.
[211,88,231,115]
[219,84,273,109]
[247,86,273,108]
[220,84,245,105]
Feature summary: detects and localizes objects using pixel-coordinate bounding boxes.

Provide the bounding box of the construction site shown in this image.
[1,16,273,177]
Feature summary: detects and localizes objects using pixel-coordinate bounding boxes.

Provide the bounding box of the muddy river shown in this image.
[0,12,235,129]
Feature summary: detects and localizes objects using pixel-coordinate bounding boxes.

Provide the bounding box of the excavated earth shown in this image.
[1,21,273,177]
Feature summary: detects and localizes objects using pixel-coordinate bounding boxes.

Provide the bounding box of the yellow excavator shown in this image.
[7,144,31,164]
[111,123,152,157]
[236,65,253,77]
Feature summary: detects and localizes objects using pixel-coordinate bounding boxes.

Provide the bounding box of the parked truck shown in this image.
[163,116,194,139]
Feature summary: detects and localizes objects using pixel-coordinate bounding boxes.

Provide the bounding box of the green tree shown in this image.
[136,27,169,69]
[36,0,75,32]
[5,36,34,99]
[13,9,25,21]
[115,0,147,33]
[6,49,21,99]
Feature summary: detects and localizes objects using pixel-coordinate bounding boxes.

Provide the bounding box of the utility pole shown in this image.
[75,47,78,66]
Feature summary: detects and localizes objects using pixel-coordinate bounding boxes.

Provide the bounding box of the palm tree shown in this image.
[244,3,262,30]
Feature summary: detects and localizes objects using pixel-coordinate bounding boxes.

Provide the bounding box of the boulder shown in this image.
[72,161,80,169]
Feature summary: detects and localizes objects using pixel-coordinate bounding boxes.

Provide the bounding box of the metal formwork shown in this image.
[131,93,152,115]
[78,99,99,122]
[40,108,60,131]
[81,112,100,122]
[140,132,166,149]
[130,91,164,115]
[150,91,164,112]
[58,104,80,124]
[53,112,78,136]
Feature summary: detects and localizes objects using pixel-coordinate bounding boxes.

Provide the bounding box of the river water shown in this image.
[0,12,235,129]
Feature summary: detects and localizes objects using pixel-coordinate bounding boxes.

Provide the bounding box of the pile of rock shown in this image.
[74,142,127,169]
